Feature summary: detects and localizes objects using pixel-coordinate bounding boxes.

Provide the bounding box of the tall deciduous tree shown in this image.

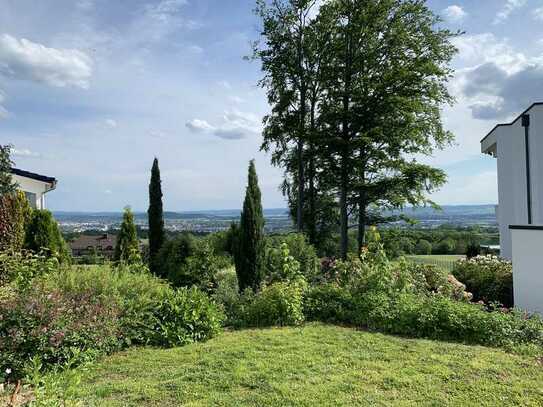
[114,206,141,264]
[255,0,324,233]
[148,158,165,274]
[318,0,457,257]
[234,160,265,291]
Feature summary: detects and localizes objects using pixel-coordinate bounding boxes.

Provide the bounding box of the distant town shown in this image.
[55,205,498,235]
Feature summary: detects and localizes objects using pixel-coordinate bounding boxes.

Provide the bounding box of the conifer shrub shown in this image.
[24,210,70,263]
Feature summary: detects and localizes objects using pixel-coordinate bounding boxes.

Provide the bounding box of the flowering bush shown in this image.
[453,255,513,307]
[0,282,120,380]
[1,263,225,381]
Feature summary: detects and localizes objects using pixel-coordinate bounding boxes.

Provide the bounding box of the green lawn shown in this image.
[405,255,464,272]
[75,324,543,406]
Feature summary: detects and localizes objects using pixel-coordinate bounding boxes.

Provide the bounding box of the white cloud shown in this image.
[217,80,232,90]
[186,110,262,140]
[105,119,117,128]
[451,33,543,120]
[12,148,41,158]
[494,0,527,24]
[533,7,543,21]
[188,45,204,54]
[443,5,467,22]
[0,34,92,88]
[228,95,245,104]
[0,89,7,119]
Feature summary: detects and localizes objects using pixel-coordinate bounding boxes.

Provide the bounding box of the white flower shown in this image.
[5,368,11,375]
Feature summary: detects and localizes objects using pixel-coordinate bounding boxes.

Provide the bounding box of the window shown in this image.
[24,192,37,209]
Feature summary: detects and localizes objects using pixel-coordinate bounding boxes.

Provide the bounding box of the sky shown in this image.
[0,0,542,211]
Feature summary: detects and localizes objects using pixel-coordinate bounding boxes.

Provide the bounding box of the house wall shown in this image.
[511,227,543,314]
[495,104,543,260]
[11,174,50,209]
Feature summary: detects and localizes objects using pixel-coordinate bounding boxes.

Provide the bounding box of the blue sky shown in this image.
[0,0,542,211]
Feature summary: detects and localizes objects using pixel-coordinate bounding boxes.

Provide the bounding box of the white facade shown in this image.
[481,103,543,260]
[510,227,543,314]
[11,169,57,210]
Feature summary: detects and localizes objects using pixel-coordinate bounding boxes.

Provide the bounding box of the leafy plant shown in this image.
[453,255,513,307]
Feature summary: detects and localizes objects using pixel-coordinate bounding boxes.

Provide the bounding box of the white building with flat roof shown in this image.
[482,102,543,313]
[10,168,57,210]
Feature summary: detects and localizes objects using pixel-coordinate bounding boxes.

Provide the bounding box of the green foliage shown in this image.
[233,160,265,291]
[114,207,141,264]
[304,244,542,351]
[155,234,228,291]
[24,210,70,263]
[0,191,31,252]
[415,239,433,255]
[0,144,16,195]
[0,250,59,289]
[1,263,224,380]
[155,233,195,283]
[264,233,320,282]
[149,287,224,347]
[148,158,165,275]
[453,256,513,307]
[240,281,306,328]
[0,279,120,380]
[434,238,457,255]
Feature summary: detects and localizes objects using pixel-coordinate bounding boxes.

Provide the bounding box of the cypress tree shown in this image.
[114,206,141,264]
[148,158,165,274]
[234,160,265,291]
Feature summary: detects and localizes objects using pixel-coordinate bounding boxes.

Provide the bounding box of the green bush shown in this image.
[453,255,513,307]
[242,281,305,327]
[0,191,31,252]
[156,235,230,291]
[0,250,59,288]
[24,210,70,263]
[150,287,224,347]
[265,233,320,282]
[0,281,120,380]
[415,239,432,255]
[304,283,354,323]
[1,263,224,379]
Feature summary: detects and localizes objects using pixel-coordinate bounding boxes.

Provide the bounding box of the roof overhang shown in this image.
[480,102,543,158]
[10,168,57,192]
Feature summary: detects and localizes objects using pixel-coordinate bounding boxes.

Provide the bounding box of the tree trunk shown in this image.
[308,98,317,245]
[340,148,349,259]
[340,24,352,260]
[296,13,306,233]
[357,193,367,255]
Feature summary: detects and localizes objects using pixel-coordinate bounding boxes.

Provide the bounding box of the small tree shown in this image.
[415,239,433,256]
[24,209,70,262]
[234,160,265,291]
[148,158,165,275]
[0,144,16,196]
[114,207,141,264]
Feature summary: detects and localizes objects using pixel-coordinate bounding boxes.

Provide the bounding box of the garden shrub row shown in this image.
[0,258,224,380]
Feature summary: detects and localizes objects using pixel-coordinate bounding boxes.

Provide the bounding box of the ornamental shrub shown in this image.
[265,233,320,282]
[242,281,305,327]
[24,210,70,263]
[0,281,120,380]
[1,263,224,380]
[453,255,513,307]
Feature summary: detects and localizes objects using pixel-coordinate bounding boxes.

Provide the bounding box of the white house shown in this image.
[10,168,57,210]
[481,102,543,313]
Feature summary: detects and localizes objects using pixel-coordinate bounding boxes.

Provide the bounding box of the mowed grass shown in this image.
[405,255,464,272]
[75,324,543,406]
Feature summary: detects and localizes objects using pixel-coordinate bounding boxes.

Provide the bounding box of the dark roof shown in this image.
[70,234,117,250]
[10,168,57,184]
[480,102,543,145]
